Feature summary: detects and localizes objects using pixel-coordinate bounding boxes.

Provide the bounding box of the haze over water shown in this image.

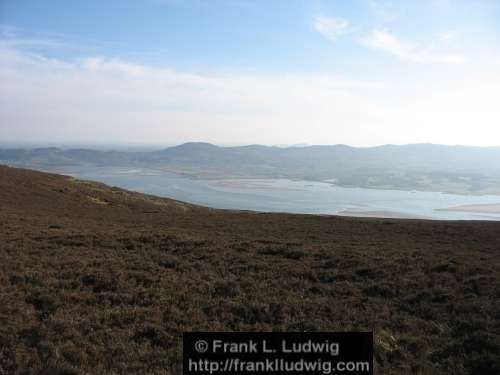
[45,166,500,221]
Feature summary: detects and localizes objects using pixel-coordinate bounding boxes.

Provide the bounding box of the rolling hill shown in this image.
[0,165,499,374]
[2,143,500,194]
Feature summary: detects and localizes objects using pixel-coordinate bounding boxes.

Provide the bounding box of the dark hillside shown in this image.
[0,165,499,374]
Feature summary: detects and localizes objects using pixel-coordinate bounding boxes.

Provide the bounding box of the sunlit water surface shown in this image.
[42,166,500,221]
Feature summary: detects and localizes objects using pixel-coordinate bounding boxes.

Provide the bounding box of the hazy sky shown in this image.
[1,0,500,147]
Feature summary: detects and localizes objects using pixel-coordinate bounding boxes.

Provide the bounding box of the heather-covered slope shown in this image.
[0,165,499,374]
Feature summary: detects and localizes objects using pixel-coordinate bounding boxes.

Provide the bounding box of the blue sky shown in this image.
[1,0,500,146]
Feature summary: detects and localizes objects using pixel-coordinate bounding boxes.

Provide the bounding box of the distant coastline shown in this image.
[437,203,500,214]
[3,141,500,195]
[337,209,430,220]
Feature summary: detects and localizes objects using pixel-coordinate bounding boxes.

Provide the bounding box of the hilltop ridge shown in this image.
[2,143,500,194]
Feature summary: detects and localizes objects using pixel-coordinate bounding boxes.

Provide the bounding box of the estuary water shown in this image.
[43,166,500,221]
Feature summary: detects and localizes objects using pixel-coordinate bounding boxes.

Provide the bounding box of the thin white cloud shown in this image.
[152,0,256,10]
[0,25,76,51]
[0,36,73,50]
[361,29,465,64]
[436,30,456,42]
[2,34,499,147]
[0,25,20,38]
[367,0,398,24]
[0,41,387,146]
[431,0,452,9]
[314,16,350,42]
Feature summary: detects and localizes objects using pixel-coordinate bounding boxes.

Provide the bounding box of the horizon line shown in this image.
[1,141,500,151]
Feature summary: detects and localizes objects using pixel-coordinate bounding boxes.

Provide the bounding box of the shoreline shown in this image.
[437,203,500,214]
[337,210,430,220]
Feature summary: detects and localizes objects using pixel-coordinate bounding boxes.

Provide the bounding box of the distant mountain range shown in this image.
[2,142,500,194]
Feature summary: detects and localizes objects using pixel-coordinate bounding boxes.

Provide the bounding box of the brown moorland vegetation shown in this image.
[0,165,499,374]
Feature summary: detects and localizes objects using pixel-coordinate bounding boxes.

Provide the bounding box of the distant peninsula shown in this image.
[2,142,500,195]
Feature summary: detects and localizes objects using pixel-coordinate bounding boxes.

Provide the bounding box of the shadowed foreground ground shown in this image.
[0,165,499,374]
